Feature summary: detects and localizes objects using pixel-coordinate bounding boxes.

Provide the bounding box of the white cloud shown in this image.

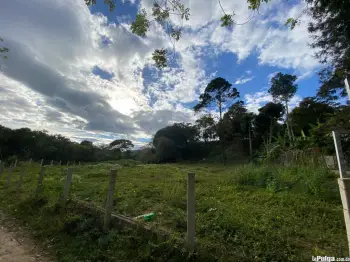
[0,0,318,145]
[244,89,302,114]
[235,76,255,85]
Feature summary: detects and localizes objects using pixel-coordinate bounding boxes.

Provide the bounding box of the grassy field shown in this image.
[0,160,347,261]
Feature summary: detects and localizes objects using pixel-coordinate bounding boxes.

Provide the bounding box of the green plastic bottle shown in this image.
[135,212,156,221]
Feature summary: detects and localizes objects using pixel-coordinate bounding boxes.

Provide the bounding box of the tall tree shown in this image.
[308,0,350,98]
[258,102,285,144]
[268,73,298,143]
[194,77,239,164]
[194,77,239,120]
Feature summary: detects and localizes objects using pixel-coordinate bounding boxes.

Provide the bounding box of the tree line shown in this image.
[144,72,350,164]
[0,126,134,164]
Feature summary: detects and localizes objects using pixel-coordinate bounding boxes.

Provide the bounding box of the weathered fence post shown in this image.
[16,166,25,193]
[59,160,61,166]
[187,172,196,251]
[5,165,13,188]
[14,159,17,168]
[103,169,117,232]
[40,159,44,167]
[60,168,73,208]
[50,160,53,166]
[333,130,350,255]
[35,166,45,198]
[66,161,69,166]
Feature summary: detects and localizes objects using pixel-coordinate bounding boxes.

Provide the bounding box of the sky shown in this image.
[0,0,323,148]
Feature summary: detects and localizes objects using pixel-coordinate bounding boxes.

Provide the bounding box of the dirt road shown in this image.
[0,212,53,262]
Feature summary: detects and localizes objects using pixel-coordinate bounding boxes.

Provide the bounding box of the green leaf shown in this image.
[247,0,271,10]
[220,14,234,27]
[285,18,298,30]
[152,49,168,69]
[171,1,190,20]
[104,0,116,12]
[170,29,182,41]
[85,0,116,12]
[130,9,150,37]
[152,3,170,22]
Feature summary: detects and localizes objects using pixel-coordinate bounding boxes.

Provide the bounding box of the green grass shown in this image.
[0,161,347,261]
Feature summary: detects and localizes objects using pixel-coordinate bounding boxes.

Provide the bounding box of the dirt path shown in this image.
[0,212,54,262]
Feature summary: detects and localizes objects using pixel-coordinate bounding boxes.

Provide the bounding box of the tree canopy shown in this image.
[194,77,239,120]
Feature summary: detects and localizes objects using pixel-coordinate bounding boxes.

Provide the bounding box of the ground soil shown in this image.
[0,212,54,262]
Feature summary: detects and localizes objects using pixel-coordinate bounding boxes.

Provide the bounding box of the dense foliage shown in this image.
[0,125,134,164]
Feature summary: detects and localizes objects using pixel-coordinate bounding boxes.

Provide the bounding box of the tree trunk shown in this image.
[248,121,253,160]
[285,100,292,144]
[218,100,226,165]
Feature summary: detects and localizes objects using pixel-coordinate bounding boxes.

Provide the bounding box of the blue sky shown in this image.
[0,0,322,147]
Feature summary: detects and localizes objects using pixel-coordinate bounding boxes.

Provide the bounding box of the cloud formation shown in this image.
[0,0,318,146]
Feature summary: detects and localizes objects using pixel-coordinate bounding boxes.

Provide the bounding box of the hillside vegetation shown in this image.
[0,161,347,261]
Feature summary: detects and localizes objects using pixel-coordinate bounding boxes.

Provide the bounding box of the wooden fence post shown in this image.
[40,159,44,167]
[14,159,17,168]
[60,168,73,208]
[35,166,45,198]
[50,160,53,166]
[333,130,350,255]
[16,166,25,193]
[67,161,69,167]
[5,165,13,188]
[103,169,117,232]
[187,172,196,251]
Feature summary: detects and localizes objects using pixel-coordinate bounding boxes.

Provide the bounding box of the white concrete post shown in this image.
[103,169,117,232]
[14,159,17,168]
[345,77,350,101]
[332,130,350,255]
[187,172,196,251]
[40,159,44,167]
[333,131,347,178]
[50,160,53,166]
[59,160,61,166]
[16,166,25,193]
[35,166,45,197]
[60,168,73,208]
[5,165,13,188]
